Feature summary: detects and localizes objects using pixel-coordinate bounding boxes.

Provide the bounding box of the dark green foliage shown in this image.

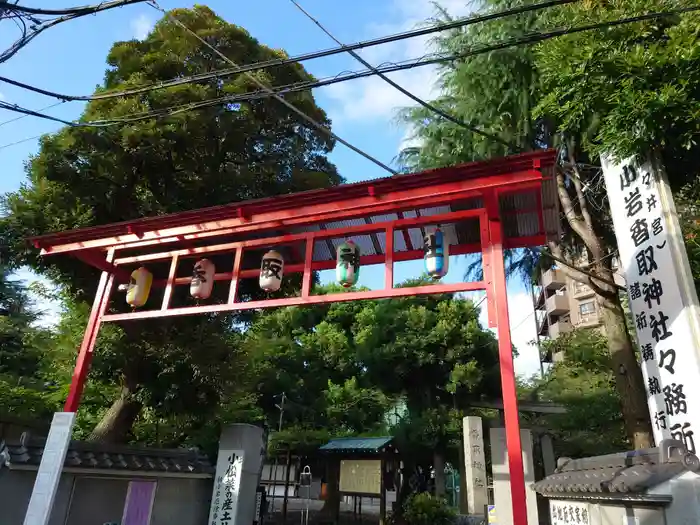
[402,493,456,525]
[525,329,628,457]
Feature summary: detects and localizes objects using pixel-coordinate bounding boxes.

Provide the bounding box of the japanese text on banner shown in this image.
[549,500,590,525]
[602,155,700,452]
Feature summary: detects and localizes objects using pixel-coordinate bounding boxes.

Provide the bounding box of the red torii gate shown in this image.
[30,150,558,525]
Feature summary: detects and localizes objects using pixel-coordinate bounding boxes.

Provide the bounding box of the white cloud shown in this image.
[131,14,154,40]
[324,0,473,125]
[479,290,544,379]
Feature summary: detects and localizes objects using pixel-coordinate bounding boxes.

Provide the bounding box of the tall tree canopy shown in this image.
[400,0,700,449]
[0,6,342,443]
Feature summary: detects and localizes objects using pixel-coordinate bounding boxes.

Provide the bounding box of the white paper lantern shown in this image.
[260,250,284,292]
[191,258,215,299]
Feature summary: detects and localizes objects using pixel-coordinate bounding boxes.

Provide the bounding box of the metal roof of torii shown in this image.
[30,149,559,277]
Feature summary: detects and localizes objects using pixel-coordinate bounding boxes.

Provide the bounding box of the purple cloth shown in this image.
[122,480,157,525]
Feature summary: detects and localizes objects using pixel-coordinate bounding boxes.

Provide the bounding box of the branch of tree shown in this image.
[546,242,621,299]
[554,165,617,298]
[568,161,596,243]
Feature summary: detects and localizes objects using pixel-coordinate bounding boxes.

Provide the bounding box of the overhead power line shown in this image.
[148,1,398,176]
[286,0,519,152]
[0,0,148,64]
[2,5,697,133]
[0,102,64,128]
[0,100,77,127]
[0,0,580,102]
[0,133,45,151]
[4,0,146,16]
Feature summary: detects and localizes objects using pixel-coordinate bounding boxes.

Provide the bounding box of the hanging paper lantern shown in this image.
[190,258,215,300]
[125,266,153,308]
[336,240,360,288]
[423,228,449,280]
[260,250,284,292]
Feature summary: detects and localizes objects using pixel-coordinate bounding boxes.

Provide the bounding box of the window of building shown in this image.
[579,301,596,316]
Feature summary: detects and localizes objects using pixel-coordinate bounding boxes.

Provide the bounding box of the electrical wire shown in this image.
[0,100,77,126]
[286,0,519,151]
[511,309,537,333]
[0,47,574,127]
[0,101,64,128]
[148,1,398,176]
[5,0,146,16]
[0,0,581,103]
[1,5,698,146]
[0,133,43,151]
[0,0,148,64]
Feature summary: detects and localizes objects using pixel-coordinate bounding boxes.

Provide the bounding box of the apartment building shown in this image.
[533,260,624,363]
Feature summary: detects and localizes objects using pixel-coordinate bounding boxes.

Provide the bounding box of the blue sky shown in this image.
[0,0,541,377]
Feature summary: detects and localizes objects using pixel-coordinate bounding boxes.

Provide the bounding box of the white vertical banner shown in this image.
[208,450,245,525]
[602,153,700,453]
[462,416,488,515]
[23,412,75,525]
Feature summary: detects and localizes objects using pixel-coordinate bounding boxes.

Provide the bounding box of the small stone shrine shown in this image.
[532,439,700,525]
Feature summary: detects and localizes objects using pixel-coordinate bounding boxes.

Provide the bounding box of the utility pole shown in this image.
[270,392,286,513]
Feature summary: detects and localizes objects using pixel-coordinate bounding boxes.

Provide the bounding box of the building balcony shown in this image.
[549,319,573,339]
[541,268,566,291]
[545,294,569,316]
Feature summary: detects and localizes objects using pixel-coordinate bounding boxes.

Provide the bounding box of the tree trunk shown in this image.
[88,384,142,443]
[597,287,654,449]
[551,159,654,449]
[320,459,341,519]
[433,450,446,497]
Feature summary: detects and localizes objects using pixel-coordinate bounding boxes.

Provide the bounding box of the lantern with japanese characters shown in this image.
[190,258,215,300]
[123,266,153,308]
[423,227,449,279]
[336,240,360,288]
[260,250,284,292]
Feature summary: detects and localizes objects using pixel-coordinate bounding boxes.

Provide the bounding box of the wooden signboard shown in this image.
[339,459,381,495]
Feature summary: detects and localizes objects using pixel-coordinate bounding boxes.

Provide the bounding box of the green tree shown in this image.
[243,289,390,434]
[400,0,700,448]
[528,329,628,457]
[354,279,501,497]
[0,267,43,377]
[0,267,59,421]
[1,6,341,443]
[243,280,501,505]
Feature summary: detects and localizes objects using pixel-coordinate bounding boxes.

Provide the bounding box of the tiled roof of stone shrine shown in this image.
[0,432,214,476]
[532,440,700,499]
